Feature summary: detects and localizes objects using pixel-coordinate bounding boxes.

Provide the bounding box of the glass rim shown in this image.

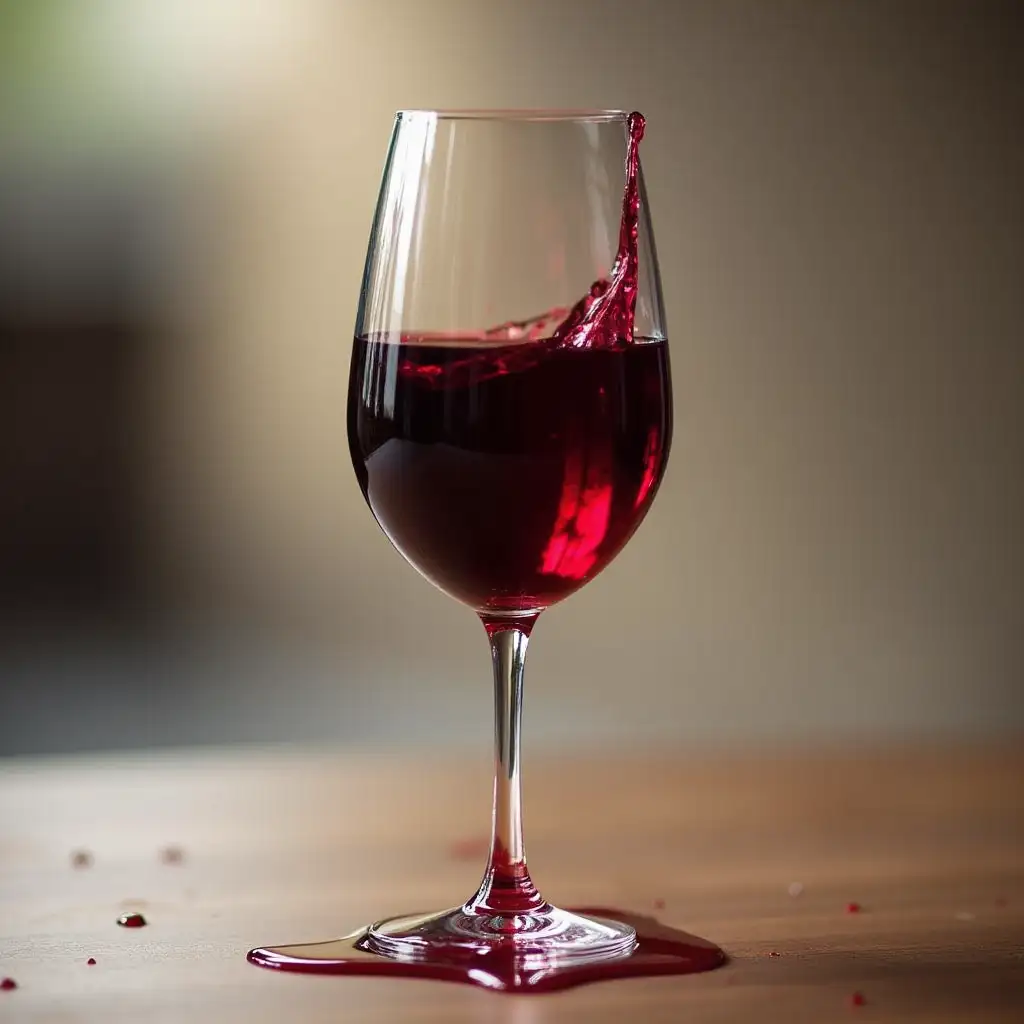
[396,109,629,123]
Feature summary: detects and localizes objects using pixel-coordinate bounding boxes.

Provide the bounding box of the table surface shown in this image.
[1,743,1022,1022]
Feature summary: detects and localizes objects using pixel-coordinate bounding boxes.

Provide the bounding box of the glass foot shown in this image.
[365,905,637,966]
[248,906,726,992]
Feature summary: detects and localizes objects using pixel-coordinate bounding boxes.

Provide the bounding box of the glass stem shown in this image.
[466,616,549,917]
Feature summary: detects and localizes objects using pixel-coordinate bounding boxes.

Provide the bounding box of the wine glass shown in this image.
[252,110,695,983]
[347,107,668,964]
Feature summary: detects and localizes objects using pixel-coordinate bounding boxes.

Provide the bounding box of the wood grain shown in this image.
[1,744,1022,1022]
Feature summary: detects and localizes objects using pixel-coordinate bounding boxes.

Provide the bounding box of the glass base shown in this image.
[365,905,637,966]
[248,905,726,993]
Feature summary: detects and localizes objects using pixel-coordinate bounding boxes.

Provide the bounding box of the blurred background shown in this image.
[1,0,1021,757]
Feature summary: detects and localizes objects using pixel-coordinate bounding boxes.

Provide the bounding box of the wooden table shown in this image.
[1,744,1022,1022]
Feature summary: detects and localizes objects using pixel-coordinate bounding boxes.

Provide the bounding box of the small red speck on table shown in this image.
[1,978,16,991]
[448,837,490,861]
[117,912,147,928]
[849,991,867,1007]
[87,958,97,965]
[846,901,862,914]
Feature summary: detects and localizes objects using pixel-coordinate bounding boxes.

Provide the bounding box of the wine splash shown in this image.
[398,111,648,389]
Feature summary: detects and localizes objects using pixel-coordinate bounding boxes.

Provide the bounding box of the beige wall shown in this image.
[154,0,1022,744]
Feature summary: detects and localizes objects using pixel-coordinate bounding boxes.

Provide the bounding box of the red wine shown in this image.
[247,908,726,993]
[348,112,667,615]
[117,912,147,928]
[393,112,647,385]
[349,336,670,613]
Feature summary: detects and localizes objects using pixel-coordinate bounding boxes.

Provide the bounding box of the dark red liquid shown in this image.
[0,978,16,991]
[247,909,726,993]
[117,912,147,928]
[348,111,668,615]
[349,337,670,612]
